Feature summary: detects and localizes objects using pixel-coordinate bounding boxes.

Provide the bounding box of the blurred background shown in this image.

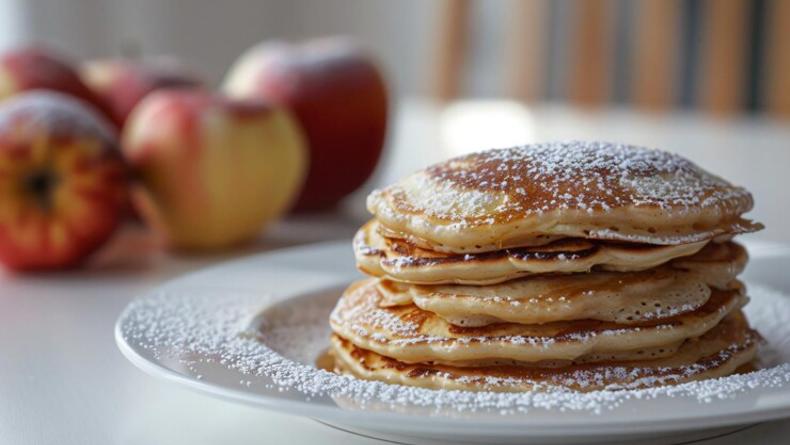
[0,0,788,268]
[1,0,788,116]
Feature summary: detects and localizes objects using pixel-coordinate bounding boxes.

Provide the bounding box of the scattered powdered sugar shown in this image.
[330,289,421,340]
[372,141,753,225]
[118,283,790,415]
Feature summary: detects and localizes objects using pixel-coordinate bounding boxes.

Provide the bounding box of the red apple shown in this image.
[223,37,388,211]
[122,90,308,250]
[81,57,203,127]
[0,46,113,123]
[0,91,128,271]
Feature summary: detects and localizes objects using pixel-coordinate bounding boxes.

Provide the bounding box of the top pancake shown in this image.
[367,141,761,253]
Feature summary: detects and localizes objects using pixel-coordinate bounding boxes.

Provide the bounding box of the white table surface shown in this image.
[2,100,789,445]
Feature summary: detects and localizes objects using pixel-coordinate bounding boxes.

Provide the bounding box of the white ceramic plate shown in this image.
[116,240,790,445]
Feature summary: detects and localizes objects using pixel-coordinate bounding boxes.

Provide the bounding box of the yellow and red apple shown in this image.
[223,37,388,211]
[0,46,114,123]
[81,58,203,127]
[0,92,128,271]
[122,90,308,250]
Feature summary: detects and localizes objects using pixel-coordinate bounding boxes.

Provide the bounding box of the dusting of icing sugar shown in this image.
[329,287,421,339]
[117,283,790,415]
[371,141,754,226]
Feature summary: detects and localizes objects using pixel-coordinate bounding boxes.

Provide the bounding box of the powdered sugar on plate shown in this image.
[117,283,790,415]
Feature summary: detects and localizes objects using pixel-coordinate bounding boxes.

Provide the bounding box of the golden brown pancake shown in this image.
[381,276,725,328]
[375,242,745,327]
[331,311,760,392]
[671,241,748,289]
[329,278,746,364]
[356,220,745,285]
[367,142,761,254]
[424,340,687,368]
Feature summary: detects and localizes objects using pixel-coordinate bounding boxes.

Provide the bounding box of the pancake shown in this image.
[367,142,762,254]
[671,241,748,289]
[426,340,687,368]
[330,310,760,392]
[382,276,719,328]
[356,219,745,285]
[329,278,746,364]
[377,243,745,327]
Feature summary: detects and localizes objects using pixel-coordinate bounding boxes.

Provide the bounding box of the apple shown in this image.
[81,57,203,127]
[0,91,128,271]
[0,46,113,122]
[122,90,308,250]
[222,37,388,211]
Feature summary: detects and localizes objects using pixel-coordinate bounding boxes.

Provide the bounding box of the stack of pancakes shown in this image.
[329,142,764,392]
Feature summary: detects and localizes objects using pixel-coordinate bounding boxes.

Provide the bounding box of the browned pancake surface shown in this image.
[331,311,760,392]
[368,142,761,253]
[330,278,746,363]
[355,220,745,285]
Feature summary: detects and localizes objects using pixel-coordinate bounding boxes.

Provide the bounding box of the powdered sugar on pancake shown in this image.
[367,141,761,251]
[398,141,753,221]
[330,279,682,348]
[328,279,743,366]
